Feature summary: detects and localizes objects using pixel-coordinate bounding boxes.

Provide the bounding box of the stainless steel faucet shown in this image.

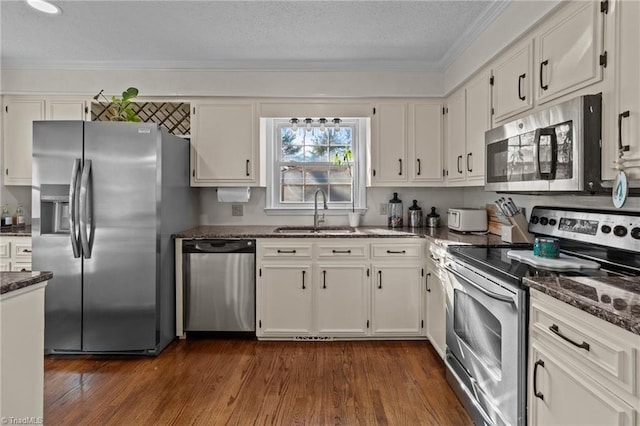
[313,188,328,229]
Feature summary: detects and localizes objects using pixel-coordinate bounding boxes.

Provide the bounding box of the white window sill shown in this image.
[264,208,367,216]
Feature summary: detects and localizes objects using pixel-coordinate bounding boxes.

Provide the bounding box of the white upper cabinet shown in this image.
[604,0,640,181]
[409,101,444,183]
[446,71,490,186]
[3,97,88,186]
[465,70,490,183]
[445,88,466,183]
[191,101,259,186]
[3,99,44,186]
[371,102,408,185]
[492,39,534,123]
[536,1,604,104]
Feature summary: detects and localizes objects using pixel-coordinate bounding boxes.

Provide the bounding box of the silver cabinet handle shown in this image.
[69,158,81,258]
[79,160,93,259]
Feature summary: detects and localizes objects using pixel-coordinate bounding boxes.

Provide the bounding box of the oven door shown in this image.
[445,259,527,426]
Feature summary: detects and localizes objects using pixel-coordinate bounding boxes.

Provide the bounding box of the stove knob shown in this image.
[631,227,640,240]
[549,219,557,226]
[530,216,539,224]
[601,225,612,234]
[540,217,549,225]
[613,225,628,237]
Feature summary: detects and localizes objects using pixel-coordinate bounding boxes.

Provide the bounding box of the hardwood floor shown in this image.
[44,339,472,425]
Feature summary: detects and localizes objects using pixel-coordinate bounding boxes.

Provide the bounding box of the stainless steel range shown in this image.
[444,206,640,426]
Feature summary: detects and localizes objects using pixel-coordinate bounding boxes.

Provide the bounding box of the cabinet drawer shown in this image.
[260,242,313,259]
[530,291,637,396]
[13,241,32,259]
[372,243,421,259]
[317,243,368,259]
[11,262,31,272]
[0,242,10,258]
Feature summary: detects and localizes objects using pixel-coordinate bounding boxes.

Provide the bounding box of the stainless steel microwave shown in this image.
[485,94,602,193]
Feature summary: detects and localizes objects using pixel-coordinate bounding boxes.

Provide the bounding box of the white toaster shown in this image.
[447,208,488,232]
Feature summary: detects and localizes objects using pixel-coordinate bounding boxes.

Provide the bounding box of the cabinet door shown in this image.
[465,71,490,183]
[371,103,407,185]
[191,102,258,186]
[528,341,636,426]
[48,99,88,120]
[257,264,312,337]
[315,264,369,336]
[409,102,443,183]
[425,264,445,359]
[371,265,422,336]
[536,1,603,104]
[606,0,640,180]
[492,40,534,123]
[445,89,466,183]
[3,99,45,185]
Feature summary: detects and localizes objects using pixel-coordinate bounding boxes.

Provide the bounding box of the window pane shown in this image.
[304,185,329,202]
[281,185,303,202]
[329,185,351,202]
[308,129,329,145]
[304,146,329,162]
[329,166,351,183]
[281,166,303,184]
[304,168,329,184]
[329,128,352,145]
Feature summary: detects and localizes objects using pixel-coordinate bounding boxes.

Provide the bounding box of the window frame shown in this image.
[265,117,368,215]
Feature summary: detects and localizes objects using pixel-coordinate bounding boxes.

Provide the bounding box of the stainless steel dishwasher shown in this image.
[182,239,255,333]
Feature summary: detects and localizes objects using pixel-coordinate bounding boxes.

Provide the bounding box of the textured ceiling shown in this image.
[0,0,509,70]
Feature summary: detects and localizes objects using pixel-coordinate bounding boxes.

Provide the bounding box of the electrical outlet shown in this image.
[379,203,388,215]
[231,204,243,216]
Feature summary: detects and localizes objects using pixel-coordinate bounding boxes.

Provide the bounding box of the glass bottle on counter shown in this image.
[13,204,25,227]
[388,192,403,228]
[1,204,12,228]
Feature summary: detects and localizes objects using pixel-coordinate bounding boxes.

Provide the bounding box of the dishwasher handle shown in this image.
[182,239,255,254]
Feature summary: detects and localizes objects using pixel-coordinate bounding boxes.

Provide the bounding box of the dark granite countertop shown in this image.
[524,276,640,335]
[1,271,53,296]
[0,225,32,236]
[175,225,504,245]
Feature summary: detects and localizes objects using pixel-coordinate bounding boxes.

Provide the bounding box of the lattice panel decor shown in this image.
[92,102,191,136]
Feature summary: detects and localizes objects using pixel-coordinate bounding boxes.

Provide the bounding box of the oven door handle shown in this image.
[445,266,514,304]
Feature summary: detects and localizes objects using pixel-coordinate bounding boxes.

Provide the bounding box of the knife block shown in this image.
[503,211,535,243]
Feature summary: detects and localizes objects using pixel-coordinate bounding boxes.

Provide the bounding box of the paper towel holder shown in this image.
[216,187,251,203]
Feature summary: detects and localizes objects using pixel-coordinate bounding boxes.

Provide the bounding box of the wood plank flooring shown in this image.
[44,339,471,425]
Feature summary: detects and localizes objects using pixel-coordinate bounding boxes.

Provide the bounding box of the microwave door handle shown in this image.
[445,266,514,304]
[535,128,557,180]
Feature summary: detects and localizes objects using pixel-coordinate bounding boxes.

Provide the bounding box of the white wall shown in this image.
[199,186,462,227]
[1,69,443,98]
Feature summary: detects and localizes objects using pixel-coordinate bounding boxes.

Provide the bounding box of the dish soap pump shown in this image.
[388,193,403,228]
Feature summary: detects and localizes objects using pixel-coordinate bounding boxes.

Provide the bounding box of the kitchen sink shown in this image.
[274,226,356,234]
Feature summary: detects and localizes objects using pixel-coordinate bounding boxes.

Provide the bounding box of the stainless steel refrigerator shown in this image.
[32,121,197,355]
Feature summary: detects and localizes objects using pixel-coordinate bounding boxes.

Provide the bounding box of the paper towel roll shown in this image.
[217,187,251,203]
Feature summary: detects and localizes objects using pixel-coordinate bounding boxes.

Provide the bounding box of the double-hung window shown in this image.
[265,118,367,214]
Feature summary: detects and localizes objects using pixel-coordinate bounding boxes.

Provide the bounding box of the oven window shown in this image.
[453,290,502,375]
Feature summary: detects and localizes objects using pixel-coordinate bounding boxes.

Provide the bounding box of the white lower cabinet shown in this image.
[529,341,636,426]
[425,262,446,357]
[256,238,427,340]
[0,236,32,272]
[371,264,423,337]
[315,264,368,336]
[528,290,639,426]
[258,263,313,337]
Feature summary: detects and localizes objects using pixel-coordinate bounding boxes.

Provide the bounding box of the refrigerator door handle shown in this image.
[79,159,94,259]
[69,158,82,258]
